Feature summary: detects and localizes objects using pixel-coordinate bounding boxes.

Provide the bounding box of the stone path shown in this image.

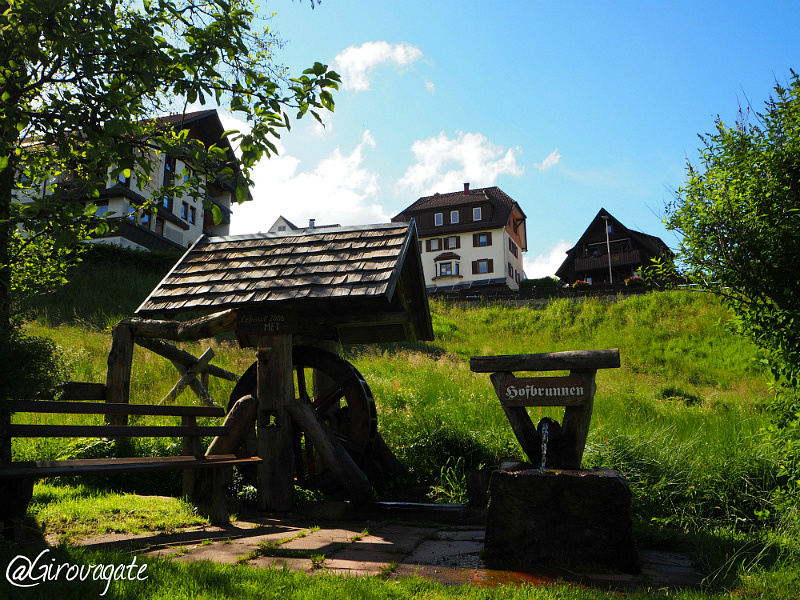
[76,507,705,591]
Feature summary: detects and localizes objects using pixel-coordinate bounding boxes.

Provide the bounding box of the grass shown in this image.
[0,543,799,600]
[7,247,799,598]
[25,482,208,543]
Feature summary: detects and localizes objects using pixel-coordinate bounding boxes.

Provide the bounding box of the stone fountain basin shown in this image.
[484,468,638,574]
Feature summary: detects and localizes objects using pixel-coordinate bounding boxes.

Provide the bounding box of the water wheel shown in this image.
[228,345,377,496]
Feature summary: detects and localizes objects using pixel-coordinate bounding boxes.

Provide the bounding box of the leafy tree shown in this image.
[665,71,800,501]
[0,0,339,398]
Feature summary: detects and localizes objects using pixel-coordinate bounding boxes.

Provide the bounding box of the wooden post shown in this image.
[490,372,541,467]
[472,350,619,470]
[181,414,204,500]
[561,370,597,469]
[256,335,295,511]
[105,322,134,426]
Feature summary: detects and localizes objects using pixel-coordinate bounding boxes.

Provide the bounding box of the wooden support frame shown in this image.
[473,349,620,470]
[256,336,295,511]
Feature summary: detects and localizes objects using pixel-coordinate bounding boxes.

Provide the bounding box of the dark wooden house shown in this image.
[555,208,672,285]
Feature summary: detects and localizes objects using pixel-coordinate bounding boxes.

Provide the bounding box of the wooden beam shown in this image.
[159,348,217,406]
[490,372,541,466]
[470,349,620,373]
[122,309,238,341]
[0,455,262,479]
[561,370,597,469]
[8,424,229,438]
[135,337,239,382]
[256,337,295,511]
[105,322,134,426]
[284,398,372,505]
[4,400,224,418]
[206,396,257,456]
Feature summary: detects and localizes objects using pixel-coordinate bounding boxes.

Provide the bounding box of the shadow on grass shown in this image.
[633,519,787,591]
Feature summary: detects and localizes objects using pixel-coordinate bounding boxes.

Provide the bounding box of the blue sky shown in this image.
[226,0,800,277]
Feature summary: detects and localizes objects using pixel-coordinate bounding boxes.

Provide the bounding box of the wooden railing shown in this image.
[574,249,641,271]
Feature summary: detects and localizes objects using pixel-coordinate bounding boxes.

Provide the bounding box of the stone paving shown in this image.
[75,508,706,591]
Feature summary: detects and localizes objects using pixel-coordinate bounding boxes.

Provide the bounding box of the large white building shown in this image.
[14,110,248,252]
[392,183,527,294]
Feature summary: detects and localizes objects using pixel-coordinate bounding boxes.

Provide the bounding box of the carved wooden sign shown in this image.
[473,349,620,470]
[498,374,590,407]
[238,313,294,335]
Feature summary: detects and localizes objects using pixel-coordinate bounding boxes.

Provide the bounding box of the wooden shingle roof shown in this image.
[135,222,433,344]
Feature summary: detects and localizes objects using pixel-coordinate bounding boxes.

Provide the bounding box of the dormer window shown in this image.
[434,212,443,226]
[473,207,482,221]
[450,210,460,224]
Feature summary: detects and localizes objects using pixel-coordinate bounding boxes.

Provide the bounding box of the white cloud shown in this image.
[534,148,561,171]
[333,41,423,92]
[230,130,390,234]
[397,131,524,198]
[524,240,571,279]
[425,80,435,94]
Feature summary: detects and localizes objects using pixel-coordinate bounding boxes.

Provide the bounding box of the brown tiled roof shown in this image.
[392,186,525,235]
[135,222,433,343]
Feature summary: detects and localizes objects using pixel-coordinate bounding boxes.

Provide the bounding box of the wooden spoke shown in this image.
[227,345,377,496]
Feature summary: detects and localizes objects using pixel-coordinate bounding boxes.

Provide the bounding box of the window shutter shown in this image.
[487,259,494,273]
[472,261,478,274]
[473,233,479,247]
[486,232,492,245]
[426,239,432,252]
[455,236,461,249]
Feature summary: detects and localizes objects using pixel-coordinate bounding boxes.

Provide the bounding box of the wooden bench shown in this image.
[0,382,261,541]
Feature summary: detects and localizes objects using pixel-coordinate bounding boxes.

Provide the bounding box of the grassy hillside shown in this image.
[12,247,800,596]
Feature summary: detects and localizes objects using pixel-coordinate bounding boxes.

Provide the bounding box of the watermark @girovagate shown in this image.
[6,548,148,596]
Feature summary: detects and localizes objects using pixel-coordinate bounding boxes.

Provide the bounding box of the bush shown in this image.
[0,328,67,401]
[625,275,646,288]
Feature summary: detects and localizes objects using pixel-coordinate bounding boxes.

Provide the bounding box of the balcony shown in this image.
[574,249,641,272]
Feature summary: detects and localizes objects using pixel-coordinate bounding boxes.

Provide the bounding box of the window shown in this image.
[508,263,514,277]
[141,211,151,227]
[426,238,441,252]
[155,217,165,236]
[473,206,482,221]
[181,202,189,220]
[278,225,286,231]
[450,210,460,224]
[508,239,518,257]
[472,259,493,274]
[434,212,443,226]
[94,201,109,217]
[118,171,131,187]
[445,236,460,250]
[162,155,176,211]
[473,232,492,247]
[163,155,176,186]
[189,206,196,225]
[438,262,460,277]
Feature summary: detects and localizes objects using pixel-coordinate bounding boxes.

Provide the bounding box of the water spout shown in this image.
[540,420,549,469]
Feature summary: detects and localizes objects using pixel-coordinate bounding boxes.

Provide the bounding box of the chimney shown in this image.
[308,218,315,229]
[463,182,470,195]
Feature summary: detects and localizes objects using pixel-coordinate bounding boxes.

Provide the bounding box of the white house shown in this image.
[392,183,527,293]
[14,109,250,252]
[266,216,340,234]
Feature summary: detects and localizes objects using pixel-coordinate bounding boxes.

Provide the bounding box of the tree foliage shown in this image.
[0,0,338,400]
[665,71,800,498]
